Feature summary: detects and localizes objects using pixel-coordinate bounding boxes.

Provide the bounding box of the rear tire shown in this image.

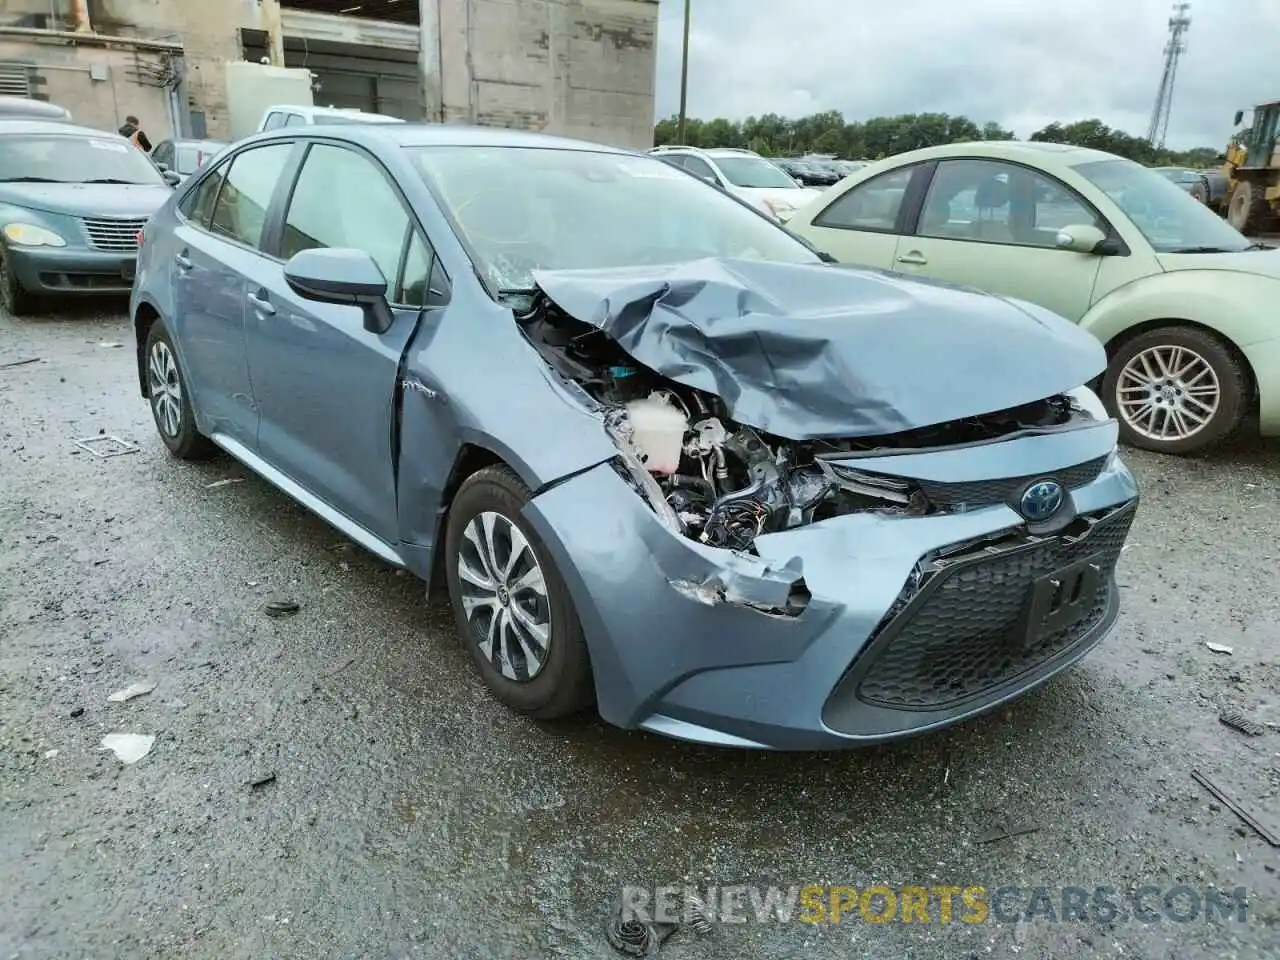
[144,320,216,460]
[444,465,594,719]
[1103,325,1248,455]
[0,247,37,317]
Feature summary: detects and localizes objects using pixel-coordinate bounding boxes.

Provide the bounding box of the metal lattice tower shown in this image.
[1146,2,1192,147]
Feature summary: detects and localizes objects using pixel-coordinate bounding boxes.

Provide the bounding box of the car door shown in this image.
[891,157,1107,321]
[169,142,296,447]
[790,164,919,269]
[240,140,432,544]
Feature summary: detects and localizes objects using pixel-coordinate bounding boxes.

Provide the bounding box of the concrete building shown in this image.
[0,0,659,148]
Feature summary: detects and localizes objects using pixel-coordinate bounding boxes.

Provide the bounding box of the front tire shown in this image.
[1226,181,1271,233]
[444,465,594,719]
[0,247,37,316]
[144,321,215,460]
[1102,326,1248,455]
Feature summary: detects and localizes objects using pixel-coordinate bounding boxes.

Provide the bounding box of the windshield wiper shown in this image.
[0,176,66,183]
[81,178,144,185]
[1244,241,1274,251]
[1165,246,1237,254]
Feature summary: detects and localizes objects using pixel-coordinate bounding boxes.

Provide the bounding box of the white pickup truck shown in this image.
[255,104,405,132]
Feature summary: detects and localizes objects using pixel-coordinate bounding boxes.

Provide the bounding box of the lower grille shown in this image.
[81,217,147,252]
[835,501,1136,714]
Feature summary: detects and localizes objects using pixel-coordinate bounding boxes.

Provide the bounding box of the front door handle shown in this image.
[896,252,928,265]
[246,290,276,315]
[175,252,193,270]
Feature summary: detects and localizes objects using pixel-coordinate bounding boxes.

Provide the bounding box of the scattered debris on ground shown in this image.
[107,681,156,703]
[100,734,155,765]
[265,599,300,618]
[1192,770,1280,847]
[0,357,40,369]
[1219,710,1267,737]
[976,819,1040,843]
[1205,642,1234,654]
[248,772,277,790]
[69,706,84,718]
[73,435,140,458]
[205,478,245,489]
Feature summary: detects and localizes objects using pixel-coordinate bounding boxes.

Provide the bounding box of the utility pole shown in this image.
[677,0,691,144]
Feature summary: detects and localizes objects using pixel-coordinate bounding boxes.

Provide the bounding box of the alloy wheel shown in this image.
[1114,344,1220,442]
[457,510,551,682]
[148,340,183,438]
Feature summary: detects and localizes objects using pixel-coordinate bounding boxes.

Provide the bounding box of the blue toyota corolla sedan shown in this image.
[130,124,1139,750]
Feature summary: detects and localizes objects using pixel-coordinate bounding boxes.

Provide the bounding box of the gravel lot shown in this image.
[1,301,1278,959]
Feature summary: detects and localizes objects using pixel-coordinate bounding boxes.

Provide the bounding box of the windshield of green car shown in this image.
[1073,158,1249,253]
[409,146,820,294]
[712,156,802,189]
[0,134,165,185]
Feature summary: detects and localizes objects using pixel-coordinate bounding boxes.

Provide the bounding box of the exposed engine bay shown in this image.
[519,294,1090,551]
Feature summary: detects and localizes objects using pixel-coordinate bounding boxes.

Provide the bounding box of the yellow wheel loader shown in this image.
[1224,100,1280,234]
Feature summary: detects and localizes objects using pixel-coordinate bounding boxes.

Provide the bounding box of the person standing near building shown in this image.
[117,115,152,153]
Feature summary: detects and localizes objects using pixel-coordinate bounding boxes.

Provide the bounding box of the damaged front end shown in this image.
[506,258,1140,748]
[517,257,1119,556]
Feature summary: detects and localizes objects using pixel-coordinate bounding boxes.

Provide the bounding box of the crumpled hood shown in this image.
[532,257,1106,440]
[0,182,170,219]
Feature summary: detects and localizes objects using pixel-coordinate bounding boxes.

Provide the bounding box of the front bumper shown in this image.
[6,245,137,295]
[523,424,1139,750]
[1243,336,1280,437]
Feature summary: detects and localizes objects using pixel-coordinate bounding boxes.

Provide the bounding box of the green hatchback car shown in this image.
[787,141,1280,454]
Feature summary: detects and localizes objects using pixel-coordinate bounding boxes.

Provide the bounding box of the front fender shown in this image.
[1079,270,1280,351]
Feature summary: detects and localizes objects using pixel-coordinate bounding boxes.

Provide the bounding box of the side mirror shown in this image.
[1054,223,1109,255]
[283,247,394,333]
[1233,109,1244,127]
[161,169,181,187]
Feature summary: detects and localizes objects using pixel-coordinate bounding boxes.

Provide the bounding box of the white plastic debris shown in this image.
[101,733,155,764]
[107,681,156,703]
[1205,642,1234,655]
[205,478,245,489]
[44,749,59,759]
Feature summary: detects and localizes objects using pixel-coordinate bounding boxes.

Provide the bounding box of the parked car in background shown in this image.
[150,138,228,184]
[775,158,834,187]
[255,104,405,133]
[0,120,176,314]
[832,160,868,178]
[129,124,1138,750]
[1198,167,1231,214]
[0,96,71,122]
[1152,166,1209,204]
[786,141,1280,455]
[647,146,821,221]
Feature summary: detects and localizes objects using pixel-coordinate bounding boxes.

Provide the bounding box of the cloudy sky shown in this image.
[653,0,1278,150]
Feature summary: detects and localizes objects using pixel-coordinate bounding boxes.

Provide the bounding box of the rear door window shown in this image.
[180,163,227,227]
[207,143,294,250]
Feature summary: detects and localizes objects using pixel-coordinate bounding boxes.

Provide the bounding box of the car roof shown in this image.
[250,122,634,155]
[869,139,1128,170]
[0,119,125,139]
[264,104,403,123]
[0,96,71,119]
[170,138,228,148]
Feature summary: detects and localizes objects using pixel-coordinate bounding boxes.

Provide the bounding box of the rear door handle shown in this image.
[896,252,928,265]
[247,290,276,315]
[175,253,193,270]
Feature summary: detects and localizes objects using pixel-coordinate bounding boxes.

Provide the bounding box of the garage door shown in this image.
[240,29,422,121]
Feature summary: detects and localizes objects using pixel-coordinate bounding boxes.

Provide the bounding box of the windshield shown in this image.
[408,146,820,294]
[0,134,164,185]
[1073,158,1249,253]
[712,156,801,189]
